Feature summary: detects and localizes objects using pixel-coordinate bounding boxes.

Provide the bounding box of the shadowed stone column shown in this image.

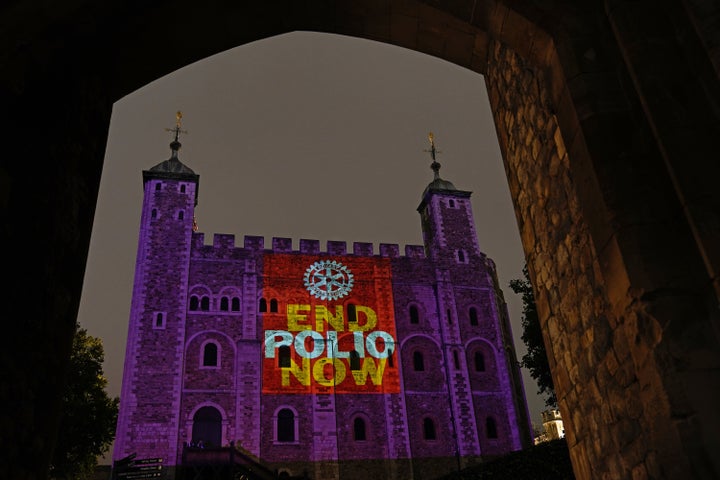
[484,6,720,475]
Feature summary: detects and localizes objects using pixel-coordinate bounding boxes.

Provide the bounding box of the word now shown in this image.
[278,356,388,387]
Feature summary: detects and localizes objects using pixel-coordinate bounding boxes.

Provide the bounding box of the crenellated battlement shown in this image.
[192,232,426,259]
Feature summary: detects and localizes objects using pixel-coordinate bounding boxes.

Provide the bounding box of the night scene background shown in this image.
[76,32,545,457]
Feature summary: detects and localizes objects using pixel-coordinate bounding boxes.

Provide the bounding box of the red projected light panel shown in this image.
[262,254,400,394]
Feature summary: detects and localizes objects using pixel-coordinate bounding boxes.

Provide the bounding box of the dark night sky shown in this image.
[77,32,546,442]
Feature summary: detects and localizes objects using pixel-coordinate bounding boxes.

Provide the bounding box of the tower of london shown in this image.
[113,127,532,479]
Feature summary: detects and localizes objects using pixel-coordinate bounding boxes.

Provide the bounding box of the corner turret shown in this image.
[142,111,199,204]
[114,112,199,464]
[416,133,478,262]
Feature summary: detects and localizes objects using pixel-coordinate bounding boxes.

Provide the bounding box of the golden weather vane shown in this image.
[424,132,442,179]
[165,110,188,142]
[425,132,441,159]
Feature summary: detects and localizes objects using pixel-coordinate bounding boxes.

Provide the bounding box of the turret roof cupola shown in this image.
[143,111,199,204]
[146,111,196,176]
[416,133,477,259]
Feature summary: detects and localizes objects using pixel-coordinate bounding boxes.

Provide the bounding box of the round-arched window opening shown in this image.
[203,342,218,367]
[353,417,367,441]
[277,408,295,442]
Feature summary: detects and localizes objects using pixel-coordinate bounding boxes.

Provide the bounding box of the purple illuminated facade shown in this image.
[113,133,532,479]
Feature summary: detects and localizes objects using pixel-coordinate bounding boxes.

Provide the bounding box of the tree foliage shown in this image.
[509,266,557,407]
[50,325,119,479]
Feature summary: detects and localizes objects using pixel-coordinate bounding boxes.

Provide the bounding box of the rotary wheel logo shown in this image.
[304,260,354,300]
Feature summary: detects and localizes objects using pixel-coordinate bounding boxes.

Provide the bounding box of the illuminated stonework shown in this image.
[113,146,533,480]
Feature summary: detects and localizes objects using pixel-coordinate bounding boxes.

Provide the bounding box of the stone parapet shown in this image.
[189,234,426,260]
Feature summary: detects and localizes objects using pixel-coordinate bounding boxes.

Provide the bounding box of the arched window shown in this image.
[457,250,465,262]
[469,307,478,326]
[155,183,162,191]
[178,210,184,220]
[278,345,291,368]
[353,417,366,441]
[350,350,360,370]
[449,199,455,208]
[189,296,199,311]
[259,298,267,313]
[155,312,165,328]
[151,209,157,219]
[413,351,424,371]
[270,299,278,313]
[409,305,419,324]
[453,350,460,369]
[277,409,295,442]
[347,304,357,323]
[192,406,222,447]
[475,351,486,372]
[220,297,229,311]
[231,297,240,311]
[180,184,186,193]
[200,296,210,311]
[202,342,218,367]
[423,418,436,440]
[486,417,498,439]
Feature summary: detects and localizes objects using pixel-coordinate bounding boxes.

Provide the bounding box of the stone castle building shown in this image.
[533,409,565,445]
[541,409,565,441]
[113,128,532,479]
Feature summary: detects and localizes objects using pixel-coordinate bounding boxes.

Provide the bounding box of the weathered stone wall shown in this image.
[486,37,614,478]
[484,17,720,476]
[114,176,196,464]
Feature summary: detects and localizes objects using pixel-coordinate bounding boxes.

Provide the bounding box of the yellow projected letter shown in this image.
[281,357,311,386]
[348,305,377,331]
[287,304,311,331]
[313,358,347,387]
[314,305,344,332]
[351,358,386,386]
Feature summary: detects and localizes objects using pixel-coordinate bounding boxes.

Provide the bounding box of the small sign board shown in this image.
[113,456,164,480]
[116,471,163,480]
[133,458,163,465]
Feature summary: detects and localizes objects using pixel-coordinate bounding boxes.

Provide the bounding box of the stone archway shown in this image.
[192,406,223,447]
[2,1,719,479]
